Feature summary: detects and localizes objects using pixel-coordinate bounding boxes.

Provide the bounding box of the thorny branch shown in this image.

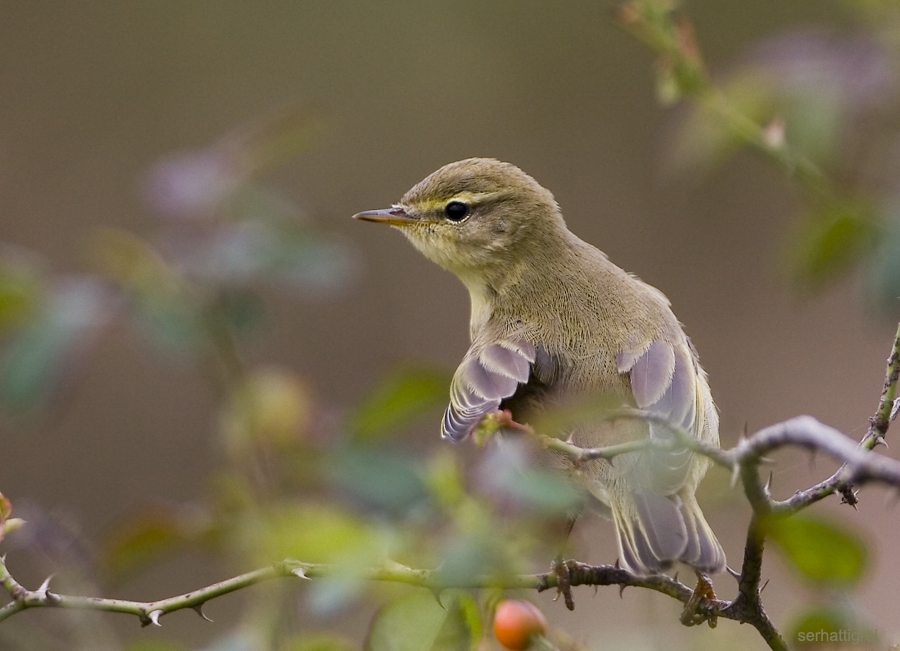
[1,324,899,651]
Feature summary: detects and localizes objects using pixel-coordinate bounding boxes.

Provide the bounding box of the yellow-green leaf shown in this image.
[787,203,876,289]
[365,591,479,651]
[763,514,866,585]
[351,367,450,441]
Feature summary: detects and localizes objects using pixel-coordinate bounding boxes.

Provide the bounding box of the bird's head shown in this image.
[353,158,567,290]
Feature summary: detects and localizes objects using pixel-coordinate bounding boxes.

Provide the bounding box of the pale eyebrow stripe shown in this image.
[411,191,511,213]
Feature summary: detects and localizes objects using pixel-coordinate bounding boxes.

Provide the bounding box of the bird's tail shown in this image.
[611,491,725,575]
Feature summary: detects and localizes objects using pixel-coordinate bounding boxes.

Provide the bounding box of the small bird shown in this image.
[354,158,725,578]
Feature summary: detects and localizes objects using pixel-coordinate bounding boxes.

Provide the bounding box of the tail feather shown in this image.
[611,492,724,575]
[677,493,726,574]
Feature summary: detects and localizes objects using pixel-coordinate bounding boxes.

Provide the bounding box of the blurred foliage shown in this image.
[3,1,900,648]
[620,0,900,311]
[761,514,867,585]
[0,104,571,651]
[350,367,450,442]
[364,592,480,651]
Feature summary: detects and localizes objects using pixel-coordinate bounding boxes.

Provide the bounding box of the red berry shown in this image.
[493,599,548,650]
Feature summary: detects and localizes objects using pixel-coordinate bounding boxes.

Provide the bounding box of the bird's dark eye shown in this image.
[444,200,470,222]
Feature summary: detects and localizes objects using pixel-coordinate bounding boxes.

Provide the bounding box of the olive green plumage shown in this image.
[354,158,725,575]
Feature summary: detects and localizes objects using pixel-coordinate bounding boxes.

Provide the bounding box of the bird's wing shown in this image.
[442,339,537,441]
[616,338,698,493]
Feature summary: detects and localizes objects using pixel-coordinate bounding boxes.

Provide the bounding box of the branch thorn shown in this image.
[35,575,54,597]
[147,609,163,627]
[193,604,213,622]
[291,566,311,580]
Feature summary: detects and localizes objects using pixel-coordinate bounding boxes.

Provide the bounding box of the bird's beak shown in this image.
[352,206,414,226]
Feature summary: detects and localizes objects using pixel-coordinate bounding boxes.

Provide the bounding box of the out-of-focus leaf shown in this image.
[365,591,479,651]
[787,202,877,289]
[424,451,467,510]
[248,503,387,566]
[328,446,428,514]
[867,217,900,314]
[0,247,45,333]
[438,535,500,586]
[666,74,772,175]
[476,439,581,515]
[280,633,355,651]
[497,468,581,514]
[102,506,205,579]
[762,513,866,585]
[0,278,111,413]
[787,606,879,646]
[133,297,204,354]
[89,229,205,354]
[351,367,450,441]
[89,229,179,296]
[667,30,896,175]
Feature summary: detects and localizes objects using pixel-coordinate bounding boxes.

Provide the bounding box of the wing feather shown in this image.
[441,340,536,441]
[624,338,699,492]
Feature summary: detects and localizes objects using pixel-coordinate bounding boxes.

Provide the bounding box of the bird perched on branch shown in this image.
[354,158,725,580]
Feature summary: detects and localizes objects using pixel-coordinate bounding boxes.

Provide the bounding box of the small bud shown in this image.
[761,118,786,149]
[2,518,25,536]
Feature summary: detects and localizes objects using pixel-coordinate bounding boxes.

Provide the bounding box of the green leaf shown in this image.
[0,278,110,413]
[763,513,867,585]
[498,468,582,514]
[867,219,900,315]
[0,253,43,333]
[787,607,879,646]
[787,202,877,289]
[351,367,450,441]
[365,591,479,651]
[249,503,386,567]
[103,507,198,579]
[328,446,427,513]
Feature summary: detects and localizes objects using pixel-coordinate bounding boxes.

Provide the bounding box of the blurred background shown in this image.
[2,1,900,650]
